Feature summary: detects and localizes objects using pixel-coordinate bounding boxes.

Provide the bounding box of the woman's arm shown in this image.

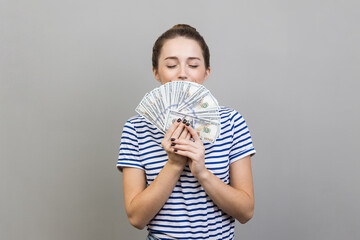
[122,119,191,229]
[123,161,185,229]
[195,156,254,224]
[172,124,254,224]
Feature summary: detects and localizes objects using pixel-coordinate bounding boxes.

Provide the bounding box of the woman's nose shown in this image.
[177,65,187,80]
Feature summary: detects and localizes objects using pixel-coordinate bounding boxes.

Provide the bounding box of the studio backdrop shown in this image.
[1,0,359,240]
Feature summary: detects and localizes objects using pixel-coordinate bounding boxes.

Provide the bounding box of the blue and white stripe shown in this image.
[117,107,256,240]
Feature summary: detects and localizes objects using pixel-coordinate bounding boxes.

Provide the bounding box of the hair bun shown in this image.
[171,24,197,32]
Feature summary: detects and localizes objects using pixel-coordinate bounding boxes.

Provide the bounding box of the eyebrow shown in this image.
[163,56,201,61]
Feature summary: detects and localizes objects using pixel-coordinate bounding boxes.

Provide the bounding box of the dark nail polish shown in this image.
[182,119,187,123]
[171,143,176,146]
[177,118,181,122]
[174,149,178,152]
[171,138,175,141]
[186,122,190,126]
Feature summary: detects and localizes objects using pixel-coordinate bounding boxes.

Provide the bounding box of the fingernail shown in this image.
[177,118,181,122]
[171,138,175,141]
[171,143,176,146]
[182,119,187,123]
[174,149,178,152]
[186,122,190,126]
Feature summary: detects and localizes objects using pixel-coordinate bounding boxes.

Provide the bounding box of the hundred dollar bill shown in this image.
[142,95,159,122]
[191,114,221,121]
[158,84,168,109]
[167,82,172,108]
[179,91,219,112]
[182,107,219,114]
[164,110,220,143]
[136,102,165,133]
[177,81,190,104]
[135,81,221,136]
[182,112,220,122]
[173,81,181,108]
[137,93,166,132]
[177,84,207,111]
[148,90,165,126]
[178,81,196,104]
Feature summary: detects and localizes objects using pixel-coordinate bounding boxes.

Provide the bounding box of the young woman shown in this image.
[117,24,256,240]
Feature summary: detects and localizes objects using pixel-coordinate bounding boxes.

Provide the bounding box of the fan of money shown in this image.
[136,81,221,143]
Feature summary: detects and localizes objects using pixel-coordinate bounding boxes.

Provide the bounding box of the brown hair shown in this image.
[152,24,210,70]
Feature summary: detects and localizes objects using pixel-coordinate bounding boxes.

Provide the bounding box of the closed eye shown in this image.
[189,65,199,68]
[167,65,176,68]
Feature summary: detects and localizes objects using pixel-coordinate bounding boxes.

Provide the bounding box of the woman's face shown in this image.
[153,37,210,85]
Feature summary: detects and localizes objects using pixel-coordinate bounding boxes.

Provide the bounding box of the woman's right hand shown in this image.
[161,118,191,169]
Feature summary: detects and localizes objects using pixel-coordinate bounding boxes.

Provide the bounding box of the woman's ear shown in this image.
[153,67,161,83]
[204,67,211,81]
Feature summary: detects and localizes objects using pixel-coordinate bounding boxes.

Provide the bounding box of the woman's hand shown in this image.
[161,118,191,169]
[123,119,196,230]
[171,123,207,179]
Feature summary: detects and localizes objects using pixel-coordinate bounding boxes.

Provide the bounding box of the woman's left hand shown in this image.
[172,123,207,179]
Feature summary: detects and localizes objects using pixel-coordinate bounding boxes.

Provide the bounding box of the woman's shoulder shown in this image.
[219,106,242,119]
[122,115,146,129]
[126,115,144,124]
[123,115,160,133]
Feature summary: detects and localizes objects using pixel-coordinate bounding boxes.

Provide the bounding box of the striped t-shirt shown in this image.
[117,107,256,240]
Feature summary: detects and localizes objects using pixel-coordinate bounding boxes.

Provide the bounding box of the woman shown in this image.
[117,24,256,240]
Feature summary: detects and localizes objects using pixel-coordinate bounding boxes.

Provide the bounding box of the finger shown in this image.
[185,124,201,142]
[185,131,191,140]
[173,149,196,159]
[173,143,199,154]
[173,138,199,149]
[171,119,186,139]
[183,122,192,140]
[172,140,200,155]
[179,127,189,139]
[164,118,182,141]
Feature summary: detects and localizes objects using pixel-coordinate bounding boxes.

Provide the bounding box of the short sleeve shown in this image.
[229,111,256,164]
[116,120,144,171]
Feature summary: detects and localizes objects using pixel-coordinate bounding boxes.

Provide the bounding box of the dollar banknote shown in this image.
[135,81,221,143]
[164,110,220,143]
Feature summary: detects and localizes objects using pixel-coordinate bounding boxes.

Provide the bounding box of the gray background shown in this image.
[1,0,359,239]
